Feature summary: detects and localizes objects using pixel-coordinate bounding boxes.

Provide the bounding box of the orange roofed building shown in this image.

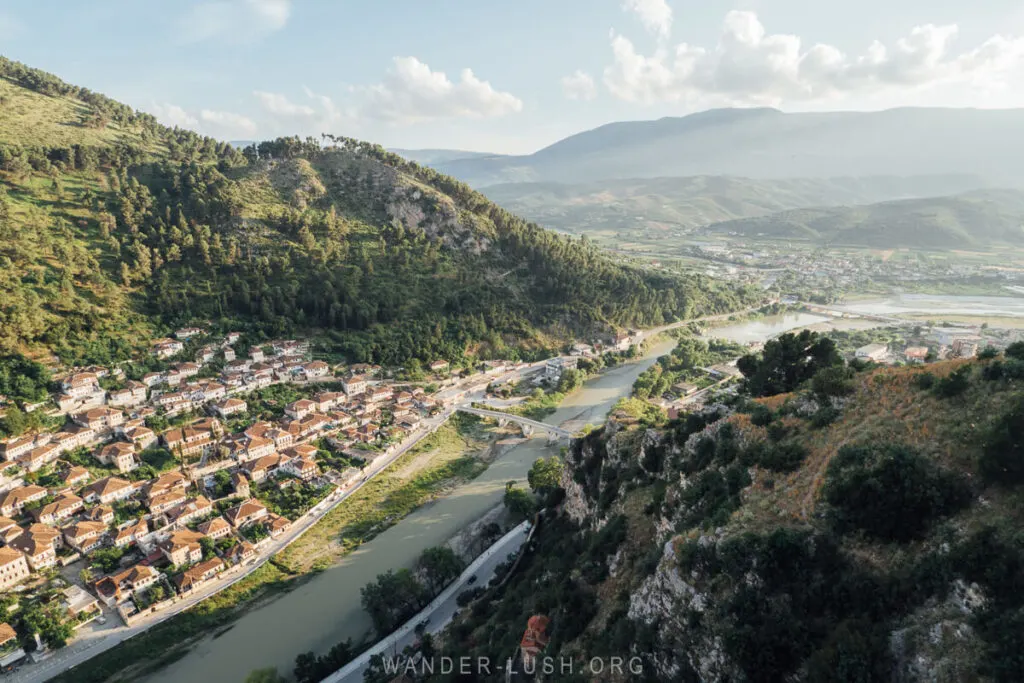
[519,614,551,670]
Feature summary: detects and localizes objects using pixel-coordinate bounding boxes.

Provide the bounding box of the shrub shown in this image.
[823,443,972,542]
[812,365,855,398]
[810,406,840,429]
[1005,341,1024,360]
[766,422,789,442]
[934,367,970,398]
[983,361,1006,381]
[981,397,1024,486]
[804,619,893,683]
[912,372,936,390]
[455,587,484,607]
[757,442,808,472]
[750,405,775,427]
[978,346,1000,361]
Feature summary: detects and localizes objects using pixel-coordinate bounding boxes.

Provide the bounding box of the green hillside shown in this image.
[705,189,1024,248]
[482,174,990,235]
[426,336,1024,683]
[0,58,755,367]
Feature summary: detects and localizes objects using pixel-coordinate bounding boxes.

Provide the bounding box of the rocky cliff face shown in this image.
[315,149,493,254]
[545,377,1004,683]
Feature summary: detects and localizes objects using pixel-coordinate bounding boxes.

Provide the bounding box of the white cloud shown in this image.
[251,88,353,137]
[149,103,199,128]
[623,0,673,40]
[199,109,258,137]
[359,56,523,124]
[561,70,597,101]
[178,0,291,43]
[254,90,315,117]
[144,103,256,139]
[603,11,1024,106]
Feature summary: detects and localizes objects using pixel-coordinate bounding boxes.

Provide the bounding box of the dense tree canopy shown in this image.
[738,330,843,397]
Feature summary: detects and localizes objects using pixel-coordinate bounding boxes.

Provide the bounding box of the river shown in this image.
[145,339,679,683]
[703,312,880,345]
[145,310,869,683]
[834,293,1024,318]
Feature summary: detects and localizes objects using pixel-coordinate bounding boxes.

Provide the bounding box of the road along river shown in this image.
[145,311,862,683]
[143,339,678,683]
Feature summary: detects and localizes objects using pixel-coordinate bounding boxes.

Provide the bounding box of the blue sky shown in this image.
[2,0,1023,153]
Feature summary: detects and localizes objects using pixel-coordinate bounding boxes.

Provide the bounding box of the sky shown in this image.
[1,0,1024,154]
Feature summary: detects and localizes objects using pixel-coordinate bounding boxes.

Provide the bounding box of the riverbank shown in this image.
[125,340,675,683]
[50,415,503,683]
[277,413,500,574]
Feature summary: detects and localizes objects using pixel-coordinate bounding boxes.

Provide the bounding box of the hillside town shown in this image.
[680,242,1024,299]
[0,325,604,669]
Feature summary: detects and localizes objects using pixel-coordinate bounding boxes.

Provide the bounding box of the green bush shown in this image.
[811,365,855,398]
[804,619,893,683]
[934,368,971,398]
[1005,341,1024,361]
[756,442,808,473]
[823,443,972,542]
[981,397,1024,486]
[912,372,936,390]
[810,406,840,429]
[978,346,1000,360]
[749,405,775,427]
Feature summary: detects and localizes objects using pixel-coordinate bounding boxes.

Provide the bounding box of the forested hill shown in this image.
[0,58,755,367]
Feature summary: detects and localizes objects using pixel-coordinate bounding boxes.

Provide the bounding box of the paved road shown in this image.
[6,363,545,683]
[8,413,459,683]
[7,311,760,683]
[323,522,532,683]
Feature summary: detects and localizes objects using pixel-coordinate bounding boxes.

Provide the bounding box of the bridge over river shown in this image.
[457,407,574,440]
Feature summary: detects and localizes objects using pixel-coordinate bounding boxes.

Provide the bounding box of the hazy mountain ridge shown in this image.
[434,108,1024,188]
[704,188,1024,248]
[388,148,502,166]
[482,174,992,234]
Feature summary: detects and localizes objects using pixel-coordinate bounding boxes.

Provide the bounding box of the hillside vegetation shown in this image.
[705,189,1024,248]
[0,58,755,367]
[424,335,1024,683]
[482,174,990,235]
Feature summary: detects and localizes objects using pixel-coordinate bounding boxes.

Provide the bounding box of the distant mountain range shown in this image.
[428,108,1024,188]
[703,189,1024,248]
[481,174,992,235]
[388,148,500,166]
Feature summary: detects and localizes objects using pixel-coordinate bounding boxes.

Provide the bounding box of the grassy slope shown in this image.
[0,77,132,148]
[730,359,1022,531]
[0,74,167,361]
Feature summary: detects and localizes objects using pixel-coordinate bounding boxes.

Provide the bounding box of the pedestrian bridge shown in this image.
[457,407,574,439]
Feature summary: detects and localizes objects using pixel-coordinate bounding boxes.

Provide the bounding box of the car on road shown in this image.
[466,575,477,585]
